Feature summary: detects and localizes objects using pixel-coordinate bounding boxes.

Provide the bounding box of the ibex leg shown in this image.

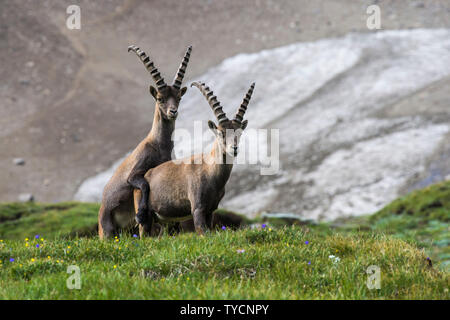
[192,208,207,235]
[128,174,151,225]
[133,189,153,238]
[98,204,116,239]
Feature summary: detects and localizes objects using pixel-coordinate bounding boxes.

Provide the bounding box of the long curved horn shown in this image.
[128,45,167,90]
[191,82,228,124]
[234,83,255,124]
[173,46,192,90]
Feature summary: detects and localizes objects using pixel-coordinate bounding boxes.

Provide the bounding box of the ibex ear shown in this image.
[208,120,218,132]
[149,85,158,99]
[180,86,188,97]
[241,120,248,130]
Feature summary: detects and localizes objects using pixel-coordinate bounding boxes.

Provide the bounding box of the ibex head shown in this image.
[191,82,255,157]
[128,45,192,120]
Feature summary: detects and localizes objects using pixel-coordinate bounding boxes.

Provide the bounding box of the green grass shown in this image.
[0,202,100,240]
[329,180,450,271]
[0,228,448,299]
[0,181,448,299]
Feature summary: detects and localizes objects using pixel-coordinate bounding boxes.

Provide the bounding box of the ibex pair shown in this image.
[98,45,255,239]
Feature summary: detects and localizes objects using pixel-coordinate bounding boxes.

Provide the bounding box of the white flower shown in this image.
[328,255,340,263]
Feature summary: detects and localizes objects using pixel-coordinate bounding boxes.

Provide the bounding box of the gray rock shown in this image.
[18,193,34,202]
[13,158,25,166]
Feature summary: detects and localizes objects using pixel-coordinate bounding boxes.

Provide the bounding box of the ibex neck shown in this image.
[147,106,175,144]
[207,140,234,185]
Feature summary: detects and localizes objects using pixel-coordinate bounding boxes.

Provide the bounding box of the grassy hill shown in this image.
[0,228,447,299]
[0,202,99,239]
[0,181,449,299]
[330,180,450,271]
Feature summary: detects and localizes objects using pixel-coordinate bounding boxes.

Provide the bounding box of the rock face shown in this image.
[75,29,450,221]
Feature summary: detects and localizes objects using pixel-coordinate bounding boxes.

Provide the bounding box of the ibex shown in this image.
[133,81,255,235]
[98,45,192,239]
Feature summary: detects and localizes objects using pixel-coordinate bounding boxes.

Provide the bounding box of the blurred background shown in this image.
[1,0,450,221]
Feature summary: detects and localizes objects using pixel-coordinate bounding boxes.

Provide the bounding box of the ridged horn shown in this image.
[128,45,167,90]
[172,46,192,90]
[191,82,228,124]
[234,83,255,124]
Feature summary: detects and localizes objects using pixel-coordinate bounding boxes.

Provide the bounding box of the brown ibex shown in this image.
[133,81,255,235]
[98,45,192,239]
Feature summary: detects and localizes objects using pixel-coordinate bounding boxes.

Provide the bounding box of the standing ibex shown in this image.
[133,81,255,235]
[98,45,192,239]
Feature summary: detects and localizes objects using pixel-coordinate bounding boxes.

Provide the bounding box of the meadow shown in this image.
[0,181,449,299]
